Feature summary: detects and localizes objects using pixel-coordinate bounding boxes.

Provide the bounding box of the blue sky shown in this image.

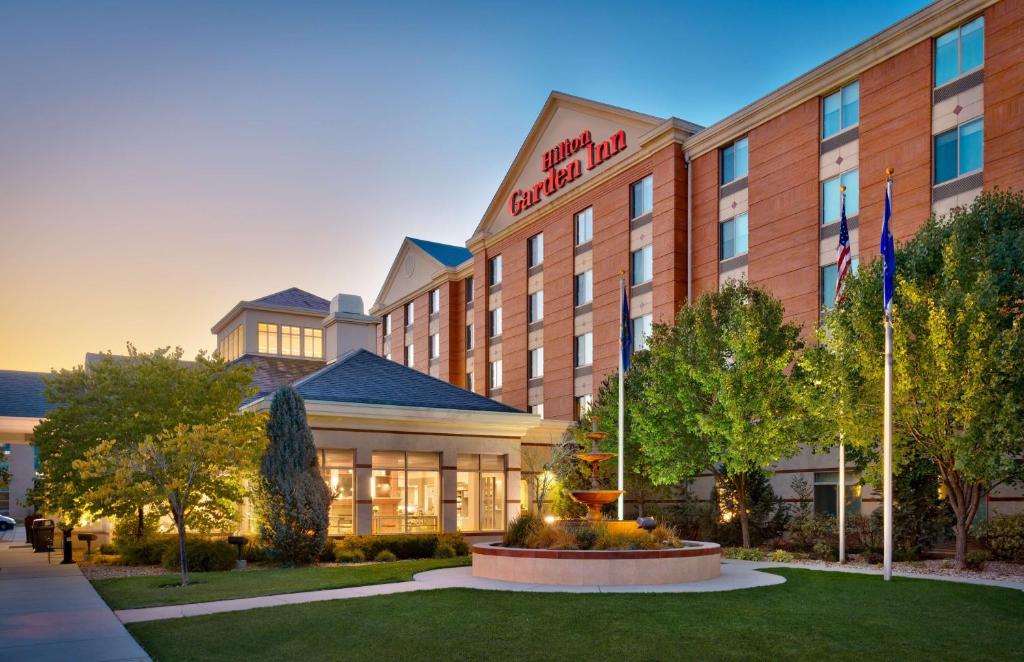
[0,0,928,370]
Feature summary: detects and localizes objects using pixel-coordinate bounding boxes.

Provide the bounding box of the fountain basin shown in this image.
[472,540,722,586]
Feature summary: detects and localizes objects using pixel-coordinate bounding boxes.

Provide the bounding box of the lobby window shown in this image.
[404,301,414,326]
[466,371,474,391]
[631,245,653,286]
[720,213,749,260]
[814,470,861,517]
[935,16,984,87]
[466,323,474,350]
[574,394,593,421]
[404,343,414,367]
[529,403,544,417]
[372,451,440,534]
[528,347,544,379]
[319,449,355,536]
[632,314,653,351]
[822,81,859,138]
[489,360,503,389]
[489,307,502,338]
[281,325,301,356]
[721,137,749,184]
[822,169,859,225]
[429,333,439,360]
[631,175,653,218]
[488,255,503,286]
[457,454,506,532]
[575,207,593,245]
[821,259,860,310]
[429,288,440,315]
[575,270,593,307]
[257,322,278,354]
[575,332,593,367]
[528,291,544,323]
[303,328,323,359]
[465,277,474,303]
[528,233,544,268]
[383,314,392,337]
[934,118,983,185]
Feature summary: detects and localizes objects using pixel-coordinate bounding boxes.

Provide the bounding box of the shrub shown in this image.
[374,549,397,563]
[319,543,337,563]
[503,512,543,548]
[975,513,1024,562]
[118,535,177,566]
[336,533,468,560]
[650,524,681,545]
[526,525,578,550]
[336,549,366,563]
[113,511,162,547]
[769,549,794,562]
[98,543,117,555]
[437,533,470,556]
[724,547,766,561]
[964,549,992,571]
[161,539,236,572]
[593,528,658,551]
[572,524,599,550]
[786,514,837,552]
[433,543,456,559]
[811,542,834,561]
[244,543,275,563]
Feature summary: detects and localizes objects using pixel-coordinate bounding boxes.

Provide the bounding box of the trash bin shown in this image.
[31,519,55,553]
[25,512,39,545]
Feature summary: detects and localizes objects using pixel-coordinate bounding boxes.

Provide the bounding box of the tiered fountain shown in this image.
[569,417,623,521]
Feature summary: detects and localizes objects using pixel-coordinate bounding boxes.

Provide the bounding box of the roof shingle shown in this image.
[252,288,330,313]
[231,355,327,403]
[0,370,50,419]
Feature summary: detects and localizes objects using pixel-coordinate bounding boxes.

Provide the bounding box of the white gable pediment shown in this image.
[372,240,445,313]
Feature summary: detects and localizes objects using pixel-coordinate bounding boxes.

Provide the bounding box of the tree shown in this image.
[77,417,263,586]
[32,346,255,539]
[820,191,1024,567]
[257,386,331,565]
[632,281,805,547]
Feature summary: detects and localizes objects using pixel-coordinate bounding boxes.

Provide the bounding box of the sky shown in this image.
[0,0,928,372]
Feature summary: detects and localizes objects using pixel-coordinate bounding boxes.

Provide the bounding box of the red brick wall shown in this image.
[652,143,688,323]
[984,0,1024,192]
[859,40,934,252]
[689,151,719,299]
[543,212,575,420]
[747,97,821,331]
[496,235,528,410]
[472,256,488,394]
[591,167,635,385]
[413,292,429,374]
[392,304,405,365]
[440,280,465,386]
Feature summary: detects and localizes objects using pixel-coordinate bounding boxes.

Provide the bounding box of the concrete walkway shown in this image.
[727,559,1024,591]
[0,531,150,662]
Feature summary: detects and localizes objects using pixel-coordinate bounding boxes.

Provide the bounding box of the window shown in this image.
[528,291,544,323]
[575,207,593,245]
[429,288,440,315]
[575,332,593,367]
[821,259,860,309]
[934,118,983,184]
[721,138,749,184]
[404,343,414,367]
[529,403,544,417]
[383,314,392,336]
[489,360,503,389]
[404,301,414,326]
[218,324,244,362]
[457,454,506,532]
[466,371,474,391]
[372,451,440,534]
[281,325,301,356]
[822,169,859,225]
[466,323,474,350]
[257,322,278,354]
[935,16,984,87]
[631,175,653,218]
[720,213,749,260]
[489,307,502,338]
[465,277,474,303]
[528,347,544,379]
[813,471,861,517]
[574,394,593,421]
[488,255,502,286]
[429,333,439,360]
[822,81,859,138]
[575,270,593,306]
[631,245,653,285]
[303,328,323,358]
[528,234,544,268]
[632,314,653,351]
[319,449,355,536]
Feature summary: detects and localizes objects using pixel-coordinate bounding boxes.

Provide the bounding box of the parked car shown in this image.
[0,514,15,531]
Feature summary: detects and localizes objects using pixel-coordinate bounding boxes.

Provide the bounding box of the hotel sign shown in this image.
[508,128,627,216]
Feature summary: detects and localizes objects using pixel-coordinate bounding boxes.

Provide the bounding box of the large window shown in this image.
[822,169,859,225]
[821,259,860,310]
[281,325,301,356]
[528,347,544,379]
[934,118,983,184]
[457,454,506,532]
[528,233,544,268]
[489,307,502,338]
[466,323,474,350]
[528,291,544,323]
[575,332,593,367]
[466,371,474,392]
[632,314,653,351]
[429,288,440,315]
[319,449,354,536]
[218,324,243,361]
[372,451,440,534]
[721,138,749,184]
[574,394,593,421]
[575,270,593,306]
[822,81,859,138]
[429,333,439,360]
[257,322,278,354]
[631,245,653,285]
[404,343,414,367]
[813,470,861,517]
[465,277,474,303]
[383,314,392,337]
[303,327,323,358]
[935,16,984,87]
[575,207,593,245]
[489,360,503,389]
[720,213,749,260]
[404,301,414,326]
[488,255,503,286]
[631,175,653,218]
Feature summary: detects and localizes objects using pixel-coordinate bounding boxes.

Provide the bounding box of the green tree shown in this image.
[632,281,805,547]
[77,417,263,586]
[257,386,331,565]
[821,191,1024,567]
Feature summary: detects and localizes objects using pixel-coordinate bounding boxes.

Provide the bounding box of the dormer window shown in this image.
[258,323,278,354]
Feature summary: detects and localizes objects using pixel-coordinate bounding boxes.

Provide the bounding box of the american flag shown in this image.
[834,188,852,306]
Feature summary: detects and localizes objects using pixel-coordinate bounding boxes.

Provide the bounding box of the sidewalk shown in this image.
[0,530,150,662]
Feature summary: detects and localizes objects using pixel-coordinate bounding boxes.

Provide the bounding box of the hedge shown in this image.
[335,533,469,560]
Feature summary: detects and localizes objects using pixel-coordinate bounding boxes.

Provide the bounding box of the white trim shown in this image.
[0,416,42,434]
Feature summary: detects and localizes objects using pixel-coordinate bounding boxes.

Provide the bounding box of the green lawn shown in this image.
[93,557,469,610]
[126,569,1023,661]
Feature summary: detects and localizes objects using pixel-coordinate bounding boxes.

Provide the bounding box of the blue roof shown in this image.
[408,238,472,268]
[252,288,330,313]
[0,370,51,418]
[291,349,520,413]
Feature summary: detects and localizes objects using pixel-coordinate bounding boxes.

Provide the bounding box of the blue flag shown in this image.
[621,281,632,371]
[880,180,896,318]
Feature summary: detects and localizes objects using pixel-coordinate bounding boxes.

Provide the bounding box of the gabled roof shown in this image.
[252,288,330,313]
[290,349,520,414]
[231,354,327,404]
[407,238,472,268]
[0,370,50,419]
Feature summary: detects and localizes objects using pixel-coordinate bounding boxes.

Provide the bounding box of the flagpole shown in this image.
[617,272,625,521]
[882,169,895,581]
[838,185,847,565]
